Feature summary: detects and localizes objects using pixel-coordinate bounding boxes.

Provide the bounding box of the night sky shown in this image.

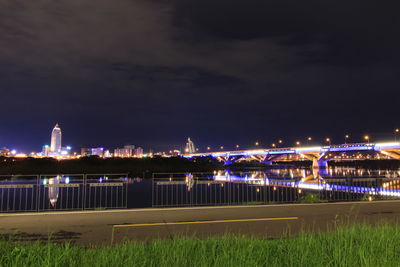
[1,0,399,152]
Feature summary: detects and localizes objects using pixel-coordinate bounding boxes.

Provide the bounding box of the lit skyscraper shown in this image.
[114,145,135,158]
[50,124,62,154]
[134,147,143,158]
[185,138,196,153]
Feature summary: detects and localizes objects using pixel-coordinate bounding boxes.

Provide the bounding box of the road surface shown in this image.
[1,201,400,246]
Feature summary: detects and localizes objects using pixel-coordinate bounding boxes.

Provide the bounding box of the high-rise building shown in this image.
[103,150,111,158]
[81,147,104,157]
[91,147,104,157]
[81,148,91,157]
[134,147,143,158]
[42,145,50,157]
[114,145,135,158]
[0,148,10,157]
[185,138,196,153]
[50,124,62,154]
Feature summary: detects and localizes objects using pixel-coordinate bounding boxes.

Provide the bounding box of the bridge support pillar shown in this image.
[313,158,329,169]
[224,157,232,165]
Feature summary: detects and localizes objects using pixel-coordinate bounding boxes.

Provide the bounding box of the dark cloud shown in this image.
[172,0,400,65]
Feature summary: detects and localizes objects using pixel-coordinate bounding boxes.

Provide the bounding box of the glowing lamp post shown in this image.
[307,137,312,145]
[395,129,399,142]
[364,135,370,143]
[326,138,331,146]
[345,134,349,144]
[277,139,283,148]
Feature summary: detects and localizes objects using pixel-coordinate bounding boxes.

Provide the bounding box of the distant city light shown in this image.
[4,124,400,162]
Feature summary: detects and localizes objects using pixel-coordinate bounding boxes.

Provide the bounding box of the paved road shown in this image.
[1,201,400,246]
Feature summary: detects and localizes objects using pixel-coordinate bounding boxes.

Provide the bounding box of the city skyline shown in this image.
[1,122,399,156]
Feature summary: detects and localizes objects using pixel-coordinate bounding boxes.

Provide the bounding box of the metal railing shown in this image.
[151,173,400,208]
[0,174,128,213]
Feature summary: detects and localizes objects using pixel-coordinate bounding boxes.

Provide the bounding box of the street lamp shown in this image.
[395,129,399,142]
[295,141,301,146]
[235,144,240,150]
[255,141,259,146]
[220,146,224,150]
[326,138,331,146]
[345,134,349,144]
[364,135,370,143]
[277,139,283,148]
[207,146,211,151]
[307,137,312,145]
[271,143,276,148]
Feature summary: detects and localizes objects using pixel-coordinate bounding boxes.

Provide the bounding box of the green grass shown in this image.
[1,223,400,266]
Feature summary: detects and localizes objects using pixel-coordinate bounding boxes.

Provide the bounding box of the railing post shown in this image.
[83,174,86,210]
[151,175,154,208]
[125,173,128,208]
[36,175,40,212]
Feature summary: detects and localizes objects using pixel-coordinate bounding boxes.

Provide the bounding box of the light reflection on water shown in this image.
[47,176,60,207]
[0,174,129,212]
[151,168,400,207]
[211,168,400,197]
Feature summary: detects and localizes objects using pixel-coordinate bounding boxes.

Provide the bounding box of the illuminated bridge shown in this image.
[183,142,400,168]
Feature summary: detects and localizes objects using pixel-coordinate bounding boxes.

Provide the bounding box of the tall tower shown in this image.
[50,124,62,154]
[185,138,196,154]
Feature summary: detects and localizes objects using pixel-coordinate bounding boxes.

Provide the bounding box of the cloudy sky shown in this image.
[1,0,399,152]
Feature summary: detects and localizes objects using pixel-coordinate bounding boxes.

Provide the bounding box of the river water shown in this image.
[1,167,400,212]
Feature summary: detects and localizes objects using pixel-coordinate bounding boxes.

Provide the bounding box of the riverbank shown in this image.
[0,156,222,176]
[1,156,399,177]
[1,223,399,266]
